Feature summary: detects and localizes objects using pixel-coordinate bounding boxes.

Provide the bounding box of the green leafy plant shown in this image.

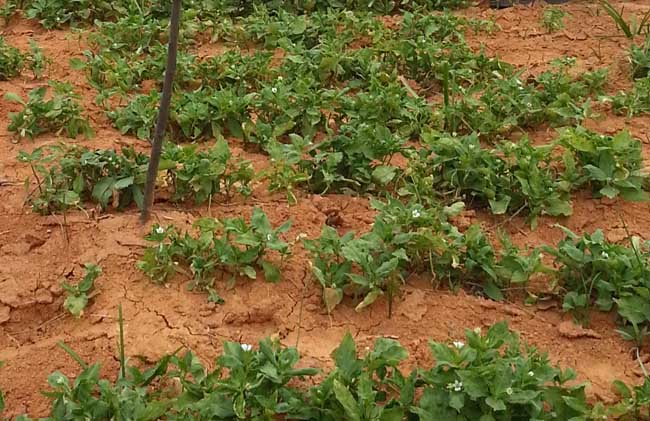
[18,140,253,214]
[610,377,650,420]
[612,77,650,117]
[415,321,599,419]
[27,39,49,78]
[558,127,649,201]
[541,7,568,33]
[305,199,546,312]
[546,226,650,348]
[162,139,254,203]
[138,208,291,294]
[62,263,102,318]
[0,36,25,80]
[263,136,310,204]
[20,319,618,420]
[6,81,93,140]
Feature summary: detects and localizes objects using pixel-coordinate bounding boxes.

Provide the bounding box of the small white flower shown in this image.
[474,327,481,334]
[447,380,463,392]
[296,233,308,241]
[452,131,457,137]
[266,234,273,241]
[453,341,464,349]
[155,226,165,234]
[271,87,278,94]
[506,387,513,395]
[528,371,534,377]
[240,343,253,352]
[601,251,609,259]
[468,144,476,150]
[412,209,421,219]
[278,76,283,81]
[107,157,112,161]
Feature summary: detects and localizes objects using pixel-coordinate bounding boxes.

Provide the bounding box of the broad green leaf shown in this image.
[333,380,361,421]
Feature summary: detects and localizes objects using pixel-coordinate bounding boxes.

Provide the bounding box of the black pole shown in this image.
[140,0,182,224]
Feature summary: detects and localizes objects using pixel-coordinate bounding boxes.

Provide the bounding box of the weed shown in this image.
[62,263,102,318]
[600,0,650,40]
[6,81,93,140]
[541,7,569,33]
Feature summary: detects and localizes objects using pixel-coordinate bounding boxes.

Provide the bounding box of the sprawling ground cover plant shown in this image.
[12,320,641,420]
[138,208,291,294]
[404,128,648,226]
[558,127,649,201]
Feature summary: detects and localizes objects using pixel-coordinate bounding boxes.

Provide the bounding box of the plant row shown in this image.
[3,321,649,420]
[18,124,650,223]
[18,138,252,213]
[135,195,650,348]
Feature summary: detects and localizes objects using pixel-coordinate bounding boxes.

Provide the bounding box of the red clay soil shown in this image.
[2,0,650,417]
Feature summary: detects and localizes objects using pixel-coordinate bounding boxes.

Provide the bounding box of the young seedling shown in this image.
[541,7,569,33]
[62,263,102,318]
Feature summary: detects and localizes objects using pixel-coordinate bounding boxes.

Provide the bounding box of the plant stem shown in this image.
[140,0,182,224]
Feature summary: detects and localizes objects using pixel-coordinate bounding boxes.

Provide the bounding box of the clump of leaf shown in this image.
[62,263,102,318]
[6,81,93,140]
[612,77,650,117]
[138,208,291,295]
[546,226,650,347]
[29,320,610,420]
[0,36,25,80]
[558,127,649,201]
[263,136,310,204]
[411,133,575,228]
